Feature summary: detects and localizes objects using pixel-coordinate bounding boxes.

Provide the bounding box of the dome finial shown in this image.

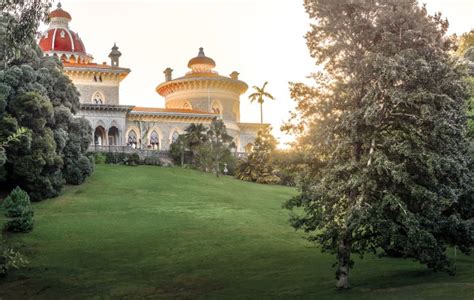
[198,47,205,57]
[57,1,62,9]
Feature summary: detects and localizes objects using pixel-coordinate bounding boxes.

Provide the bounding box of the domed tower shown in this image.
[38,2,92,64]
[156,48,248,126]
[38,2,132,149]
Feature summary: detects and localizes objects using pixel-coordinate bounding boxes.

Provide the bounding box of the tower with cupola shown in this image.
[38,3,130,106]
[156,48,248,138]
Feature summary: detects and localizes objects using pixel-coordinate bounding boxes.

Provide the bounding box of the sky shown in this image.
[41,0,474,147]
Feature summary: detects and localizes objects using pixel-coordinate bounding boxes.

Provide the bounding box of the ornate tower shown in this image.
[156,47,247,125]
[108,43,122,67]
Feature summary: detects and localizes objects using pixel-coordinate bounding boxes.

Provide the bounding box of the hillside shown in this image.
[1,165,473,299]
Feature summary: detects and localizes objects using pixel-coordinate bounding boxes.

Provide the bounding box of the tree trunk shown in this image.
[336,234,351,289]
[180,152,184,167]
[260,103,263,124]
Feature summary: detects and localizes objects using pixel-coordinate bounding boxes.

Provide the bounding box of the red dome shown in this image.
[49,8,71,20]
[39,28,86,54]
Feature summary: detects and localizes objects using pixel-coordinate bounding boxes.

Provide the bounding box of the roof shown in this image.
[39,28,86,53]
[62,62,131,74]
[49,4,72,20]
[188,47,216,69]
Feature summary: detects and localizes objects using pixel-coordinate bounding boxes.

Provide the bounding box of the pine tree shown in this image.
[285,0,473,288]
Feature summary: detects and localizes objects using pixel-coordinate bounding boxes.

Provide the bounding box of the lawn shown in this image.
[0,165,473,299]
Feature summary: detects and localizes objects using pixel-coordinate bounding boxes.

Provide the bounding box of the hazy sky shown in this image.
[42,0,474,146]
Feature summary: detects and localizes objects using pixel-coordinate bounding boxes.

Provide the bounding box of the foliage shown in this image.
[127,153,140,166]
[249,81,274,124]
[456,30,474,57]
[169,135,189,166]
[0,127,28,180]
[285,0,473,288]
[0,0,51,65]
[204,118,235,177]
[89,152,106,164]
[0,10,93,201]
[104,152,140,166]
[0,244,28,278]
[184,123,208,164]
[3,186,34,232]
[235,126,280,184]
[271,149,307,187]
[63,118,94,185]
[142,156,162,166]
[170,120,235,174]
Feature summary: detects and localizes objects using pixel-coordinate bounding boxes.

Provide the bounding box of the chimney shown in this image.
[164,68,173,81]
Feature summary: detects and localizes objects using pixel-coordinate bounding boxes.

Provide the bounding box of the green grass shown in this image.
[1,165,473,299]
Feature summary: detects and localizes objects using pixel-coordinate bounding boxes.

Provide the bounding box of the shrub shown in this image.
[3,187,34,233]
[126,153,140,166]
[105,152,127,164]
[0,243,28,278]
[78,156,93,176]
[89,152,106,164]
[142,156,162,166]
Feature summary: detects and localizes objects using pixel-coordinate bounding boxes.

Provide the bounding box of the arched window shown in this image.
[212,101,222,115]
[108,126,119,146]
[183,102,192,110]
[92,91,104,104]
[94,126,106,146]
[128,130,138,148]
[172,131,180,143]
[150,131,160,150]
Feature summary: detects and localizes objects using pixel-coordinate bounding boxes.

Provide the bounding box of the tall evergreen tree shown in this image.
[285,0,473,288]
[0,2,93,201]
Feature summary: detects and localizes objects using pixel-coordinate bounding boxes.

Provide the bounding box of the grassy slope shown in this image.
[0,165,473,299]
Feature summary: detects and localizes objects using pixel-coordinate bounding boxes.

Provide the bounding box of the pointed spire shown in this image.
[198,47,205,57]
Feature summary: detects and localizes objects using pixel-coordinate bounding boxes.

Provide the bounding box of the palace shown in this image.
[38,3,263,152]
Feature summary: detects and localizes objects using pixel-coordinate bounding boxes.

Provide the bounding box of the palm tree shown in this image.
[249,81,274,124]
[184,123,208,157]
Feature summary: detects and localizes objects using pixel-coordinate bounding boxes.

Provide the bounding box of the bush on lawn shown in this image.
[89,152,106,164]
[0,243,28,278]
[142,156,162,166]
[105,152,140,166]
[2,186,34,233]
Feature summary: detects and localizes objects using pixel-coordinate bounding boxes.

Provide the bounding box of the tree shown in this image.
[206,118,235,177]
[169,135,188,167]
[184,123,208,161]
[249,81,274,124]
[0,127,28,180]
[0,0,51,66]
[3,186,34,233]
[285,0,473,289]
[0,5,93,201]
[235,126,280,184]
[456,29,474,57]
